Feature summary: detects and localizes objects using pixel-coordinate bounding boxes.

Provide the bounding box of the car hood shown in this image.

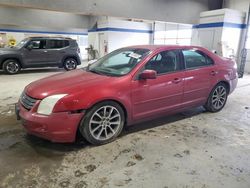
[25,69,113,99]
[0,47,19,52]
[0,47,20,54]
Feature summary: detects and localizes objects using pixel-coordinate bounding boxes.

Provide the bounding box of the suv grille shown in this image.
[20,93,37,110]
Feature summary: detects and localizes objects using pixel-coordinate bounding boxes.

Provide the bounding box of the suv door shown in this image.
[131,50,184,121]
[46,39,69,65]
[22,39,48,67]
[181,49,217,107]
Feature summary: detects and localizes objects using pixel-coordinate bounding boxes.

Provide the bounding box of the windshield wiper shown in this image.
[88,68,119,77]
[88,69,106,75]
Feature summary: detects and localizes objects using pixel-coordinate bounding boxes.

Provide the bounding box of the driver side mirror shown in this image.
[26,44,33,50]
[139,70,157,80]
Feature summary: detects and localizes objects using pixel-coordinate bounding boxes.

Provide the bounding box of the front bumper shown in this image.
[16,101,84,143]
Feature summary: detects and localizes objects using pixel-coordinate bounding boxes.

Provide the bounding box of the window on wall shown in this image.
[154,22,192,45]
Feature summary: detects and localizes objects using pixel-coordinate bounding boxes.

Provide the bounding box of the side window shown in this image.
[47,40,65,49]
[145,50,181,75]
[183,50,214,69]
[29,40,46,49]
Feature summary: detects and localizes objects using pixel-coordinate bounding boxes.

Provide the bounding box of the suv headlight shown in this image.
[37,94,67,115]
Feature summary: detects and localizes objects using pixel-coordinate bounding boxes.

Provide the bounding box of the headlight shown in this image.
[37,94,67,115]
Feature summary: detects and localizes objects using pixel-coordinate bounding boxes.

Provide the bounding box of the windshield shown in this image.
[14,38,29,49]
[87,48,150,76]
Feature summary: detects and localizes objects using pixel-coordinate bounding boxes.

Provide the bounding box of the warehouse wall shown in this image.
[191,9,245,61]
[107,18,153,52]
[88,17,153,58]
[0,0,210,24]
[224,0,250,73]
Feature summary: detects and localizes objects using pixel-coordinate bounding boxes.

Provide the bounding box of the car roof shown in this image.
[125,45,207,51]
[28,36,73,40]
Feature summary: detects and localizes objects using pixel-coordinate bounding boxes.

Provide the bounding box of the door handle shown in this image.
[172,78,182,84]
[210,71,218,76]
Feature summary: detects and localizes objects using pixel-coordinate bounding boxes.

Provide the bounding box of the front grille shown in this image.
[20,93,37,110]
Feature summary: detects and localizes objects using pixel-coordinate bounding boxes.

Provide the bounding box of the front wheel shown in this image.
[79,101,125,145]
[204,83,228,112]
[63,58,77,71]
[3,59,21,74]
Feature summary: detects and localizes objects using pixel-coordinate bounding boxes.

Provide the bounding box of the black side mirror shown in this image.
[26,44,33,50]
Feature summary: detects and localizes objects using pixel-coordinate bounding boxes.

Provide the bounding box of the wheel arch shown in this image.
[86,99,128,124]
[62,56,80,65]
[1,57,22,69]
[217,80,230,94]
[75,98,129,142]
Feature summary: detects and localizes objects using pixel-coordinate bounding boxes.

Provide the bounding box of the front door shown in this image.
[131,50,184,121]
[22,39,49,67]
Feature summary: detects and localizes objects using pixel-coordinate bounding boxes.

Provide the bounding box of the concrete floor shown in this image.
[0,68,250,188]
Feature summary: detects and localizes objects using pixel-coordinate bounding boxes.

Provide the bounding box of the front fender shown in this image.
[0,53,24,67]
[53,86,133,124]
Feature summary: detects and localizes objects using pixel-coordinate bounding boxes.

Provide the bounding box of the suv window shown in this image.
[47,40,69,49]
[183,50,214,69]
[144,50,181,74]
[29,40,46,49]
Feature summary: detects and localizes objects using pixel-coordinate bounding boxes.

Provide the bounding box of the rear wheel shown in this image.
[3,59,21,74]
[205,83,228,112]
[79,101,125,145]
[63,58,77,71]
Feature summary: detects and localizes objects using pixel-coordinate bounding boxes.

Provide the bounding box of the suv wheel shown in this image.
[3,59,21,74]
[79,101,125,145]
[204,83,228,112]
[63,58,77,71]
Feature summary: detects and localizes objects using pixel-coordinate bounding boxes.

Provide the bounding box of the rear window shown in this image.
[47,40,69,49]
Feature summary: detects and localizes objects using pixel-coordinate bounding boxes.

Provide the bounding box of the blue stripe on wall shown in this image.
[0,28,88,35]
[88,27,153,34]
[193,22,247,29]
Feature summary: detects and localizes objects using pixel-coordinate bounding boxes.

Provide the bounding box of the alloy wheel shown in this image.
[211,85,227,110]
[89,105,121,141]
[65,59,77,70]
[6,61,20,74]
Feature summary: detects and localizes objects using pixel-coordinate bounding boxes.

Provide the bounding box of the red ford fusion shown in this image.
[16,45,238,145]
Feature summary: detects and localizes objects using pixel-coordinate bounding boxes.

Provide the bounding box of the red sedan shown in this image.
[16,45,238,145]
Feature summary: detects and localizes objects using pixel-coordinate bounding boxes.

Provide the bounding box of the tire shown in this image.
[3,59,21,74]
[79,101,125,145]
[63,58,77,71]
[204,82,228,112]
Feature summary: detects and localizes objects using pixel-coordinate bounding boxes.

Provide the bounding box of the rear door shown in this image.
[131,49,184,120]
[181,49,217,107]
[46,39,69,65]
